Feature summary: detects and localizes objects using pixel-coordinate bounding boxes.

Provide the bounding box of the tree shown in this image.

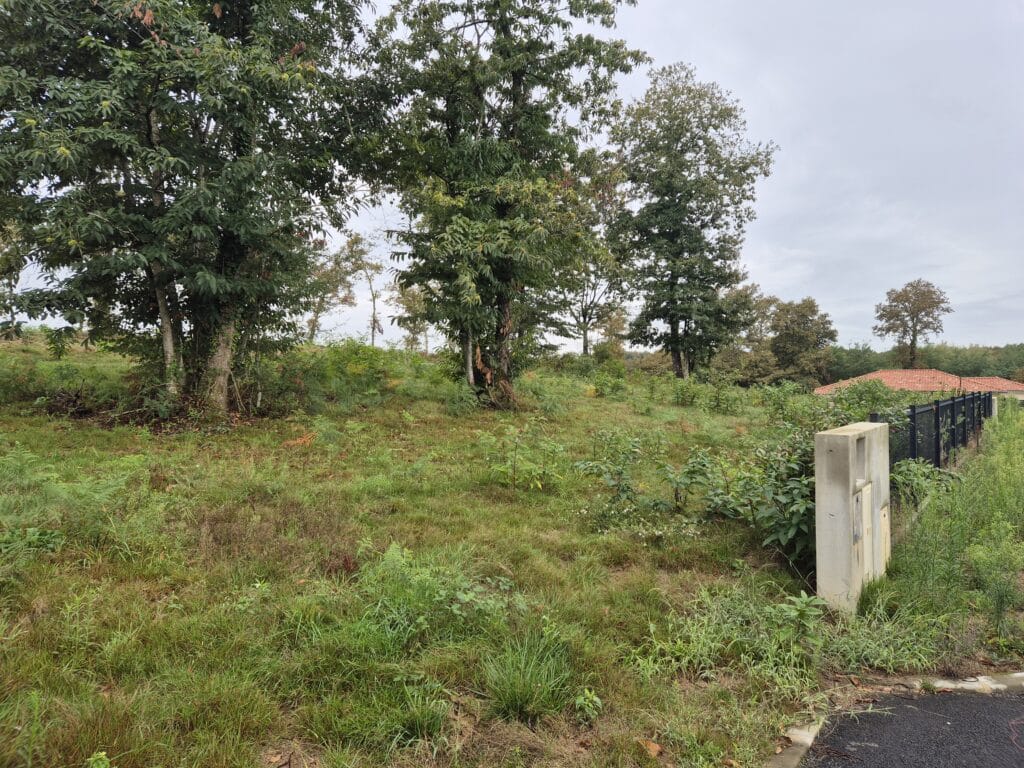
[306,239,358,343]
[380,0,643,404]
[613,64,775,378]
[827,343,891,382]
[555,151,628,356]
[709,286,780,386]
[353,243,385,348]
[873,279,952,369]
[0,222,28,339]
[769,298,837,384]
[389,282,431,353]
[593,306,628,362]
[0,0,375,411]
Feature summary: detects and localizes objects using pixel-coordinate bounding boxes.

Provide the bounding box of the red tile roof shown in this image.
[961,376,1024,392]
[814,369,1024,395]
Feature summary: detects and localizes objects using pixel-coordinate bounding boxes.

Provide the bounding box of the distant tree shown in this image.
[769,298,837,384]
[593,306,629,362]
[346,236,385,348]
[555,151,628,356]
[826,343,891,382]
[306,238,360,343]
[710,286,779,386]
[389,282,431,353]
[873,279,952,369]
[613,63,775,378]
[380,0,643,404]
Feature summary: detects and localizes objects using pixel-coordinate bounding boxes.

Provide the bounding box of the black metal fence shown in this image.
[870,392,994,468]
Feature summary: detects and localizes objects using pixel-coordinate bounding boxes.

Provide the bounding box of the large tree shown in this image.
[0,0,377,411]
[873,279,952,369]
[612,63,774,378]
[379,0,643,403]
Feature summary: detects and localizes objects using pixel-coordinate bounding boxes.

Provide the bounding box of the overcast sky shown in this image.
[305,2,1024,348]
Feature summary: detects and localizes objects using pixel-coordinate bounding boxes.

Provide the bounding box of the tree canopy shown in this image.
[612,63,774,378]
[0,0,379,409]
[379,0,643,403]
[873,279,952,369]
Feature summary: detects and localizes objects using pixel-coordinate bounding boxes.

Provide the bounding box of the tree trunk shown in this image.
[205,316,236,413]
[493,295,515,405]
[908,328,918,369]
[669,321,688,378]
[582,325,590,356]
[152,271,184,399]
[462,329,474,388]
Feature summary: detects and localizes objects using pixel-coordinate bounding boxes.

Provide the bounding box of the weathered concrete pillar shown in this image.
[815,422,890,613]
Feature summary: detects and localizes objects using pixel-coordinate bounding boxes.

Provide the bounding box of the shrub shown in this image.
[478,421,567,492]
[673,378,702,407]
[890,459,953,510]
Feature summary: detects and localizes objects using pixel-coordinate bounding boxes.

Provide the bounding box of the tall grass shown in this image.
[883,399,1024,642]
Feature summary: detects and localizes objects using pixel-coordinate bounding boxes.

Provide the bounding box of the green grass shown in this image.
[0,341,1022,767]
[877,399,1024,654]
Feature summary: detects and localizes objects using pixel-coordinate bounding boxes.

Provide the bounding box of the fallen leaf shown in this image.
[637,739,663,758]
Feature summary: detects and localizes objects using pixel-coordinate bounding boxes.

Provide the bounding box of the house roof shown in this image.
[814,369,1024,395]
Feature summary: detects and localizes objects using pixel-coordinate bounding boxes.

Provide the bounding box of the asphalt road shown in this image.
[801,691,1024,768]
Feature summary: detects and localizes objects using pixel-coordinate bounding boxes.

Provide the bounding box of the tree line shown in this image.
[0,0,992,412]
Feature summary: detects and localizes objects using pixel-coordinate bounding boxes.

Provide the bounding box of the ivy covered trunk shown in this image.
[492,294,516,405]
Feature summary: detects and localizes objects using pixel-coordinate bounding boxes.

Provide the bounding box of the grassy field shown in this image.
[1,336,1022,768]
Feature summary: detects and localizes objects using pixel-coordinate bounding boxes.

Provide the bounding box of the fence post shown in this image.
[908,406,918,460]
[933,401,942,467]
[946,399,954,460]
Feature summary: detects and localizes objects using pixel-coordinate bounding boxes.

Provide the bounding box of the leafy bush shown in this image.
[592,371,626,398]
[673,378,702,407]
[516,373,579,418]
[478,421,567,492]
[890,459,953,510]
[704,429,817,573]
[0,355,129,415]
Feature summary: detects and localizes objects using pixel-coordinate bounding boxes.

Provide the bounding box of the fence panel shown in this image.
[870,392,992,469]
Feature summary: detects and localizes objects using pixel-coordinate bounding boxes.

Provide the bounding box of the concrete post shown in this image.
[815,422,891,613]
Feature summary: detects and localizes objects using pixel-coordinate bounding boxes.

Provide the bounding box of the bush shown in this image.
[0,355,129,416]
[478,421,567,492]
